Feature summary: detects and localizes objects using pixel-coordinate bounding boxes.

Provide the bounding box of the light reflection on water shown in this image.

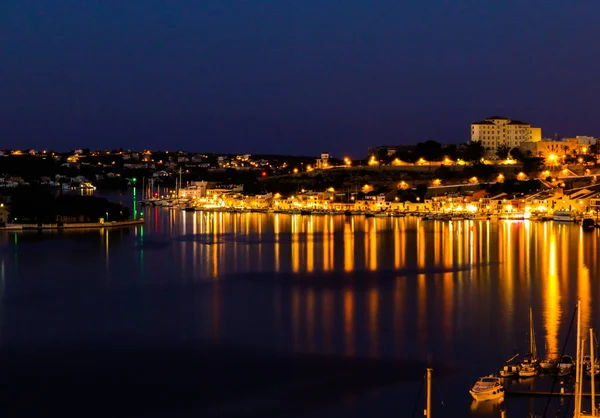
[0,199,599,417]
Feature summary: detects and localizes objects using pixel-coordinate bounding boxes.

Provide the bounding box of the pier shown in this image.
[0,218,144,231]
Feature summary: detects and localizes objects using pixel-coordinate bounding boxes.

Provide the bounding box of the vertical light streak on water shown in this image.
[418,274,427,352]
[212,239,219,279]
[367,288,379,357]
[322,289,334,353]
[343,221,354,272]
[498,221,515,338]
[344,289,355,356]
[442,271,454,351]
[524,220,531,279]
[544,227,560,357]
[486,220,490,262]
[306,218,314,273]
[560,224,569,297]
[443,222,453,270]
[306,288,315,352]
[393,278,405,355]
[274,214,280,273]
[104,229,109,272]
[578,228,591,332]
[322,218,329,272]
[326,217,334,272]
[394,220,402,270]
[433,221,440,265]
[368,220,377,272]
[292,216,300,273]
[468,221,474,266]
[417,219,425,269]
[456,221,464,265]
[139,225,144,274]
[364,220,370,271]
[256,214,262,272]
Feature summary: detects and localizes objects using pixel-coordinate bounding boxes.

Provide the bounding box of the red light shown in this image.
[154,192,158,197]
[261,171,267,177]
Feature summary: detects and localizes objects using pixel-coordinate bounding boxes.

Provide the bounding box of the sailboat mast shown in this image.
[425,368,432,418]
[575,300,582,417]
[590,328,596,417]
[529,307,534,356]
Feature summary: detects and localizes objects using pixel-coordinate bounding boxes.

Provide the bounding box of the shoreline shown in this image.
[0,218,144,231]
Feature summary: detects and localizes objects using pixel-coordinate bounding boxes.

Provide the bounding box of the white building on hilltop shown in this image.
[470,116,542,154]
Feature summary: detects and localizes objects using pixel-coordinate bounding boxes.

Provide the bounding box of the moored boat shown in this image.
[499,353,520,378]
[518,307,539,377]
[553,210,572,222]
[582,217,596,230]
[469,375,505,401]
[539,357,558,372]
[557,355,575,376]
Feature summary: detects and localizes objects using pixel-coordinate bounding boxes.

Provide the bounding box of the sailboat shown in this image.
[518,307,539,377]
[499,353,520,378]
[573,297,596,418]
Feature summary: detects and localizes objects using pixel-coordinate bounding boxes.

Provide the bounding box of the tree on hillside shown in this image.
[415,141,443,161]
[462,141,485,162]
[496,144,511,160]
[510,147,525,162]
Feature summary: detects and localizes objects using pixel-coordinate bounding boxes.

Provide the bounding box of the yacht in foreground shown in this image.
[469,375,505,401]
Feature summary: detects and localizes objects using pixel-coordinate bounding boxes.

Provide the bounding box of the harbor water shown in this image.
[0,190,599,417]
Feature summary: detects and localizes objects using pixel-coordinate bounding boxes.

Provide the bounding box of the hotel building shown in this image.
[470,116,542,154]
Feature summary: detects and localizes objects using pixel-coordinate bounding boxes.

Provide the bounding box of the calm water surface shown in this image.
[1,191,599,417]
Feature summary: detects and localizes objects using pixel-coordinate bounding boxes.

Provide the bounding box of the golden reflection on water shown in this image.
[368,288,379,357]
[306,288,315,352]
[344,289,355,356]
[306,219,314,273]
[344,221,354,272]
[159,211,600,357]
[322,289,334,353]
[578,229,591,332]
[543,226,560,356]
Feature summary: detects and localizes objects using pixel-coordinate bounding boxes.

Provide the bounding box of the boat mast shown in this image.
[529,307,537,359]
[425,368,432,418]
[591,328,596,417]
[575,300,582,417]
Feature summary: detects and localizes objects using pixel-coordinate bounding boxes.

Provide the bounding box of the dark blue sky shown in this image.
[2,1,600,157]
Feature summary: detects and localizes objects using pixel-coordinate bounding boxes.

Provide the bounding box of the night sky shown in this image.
[2,1,600,157]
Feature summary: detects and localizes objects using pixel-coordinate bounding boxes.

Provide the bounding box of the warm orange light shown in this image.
[293,168,299,174]
[432,179,441,186]
[517,172,526,181]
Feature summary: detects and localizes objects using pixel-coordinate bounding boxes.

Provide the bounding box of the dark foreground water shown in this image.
[0,191,599,417]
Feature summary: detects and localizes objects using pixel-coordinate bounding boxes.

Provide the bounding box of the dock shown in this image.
[0,218,145,231]
[506,389,592,397]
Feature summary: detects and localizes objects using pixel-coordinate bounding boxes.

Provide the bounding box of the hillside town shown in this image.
[2,115,600,225]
